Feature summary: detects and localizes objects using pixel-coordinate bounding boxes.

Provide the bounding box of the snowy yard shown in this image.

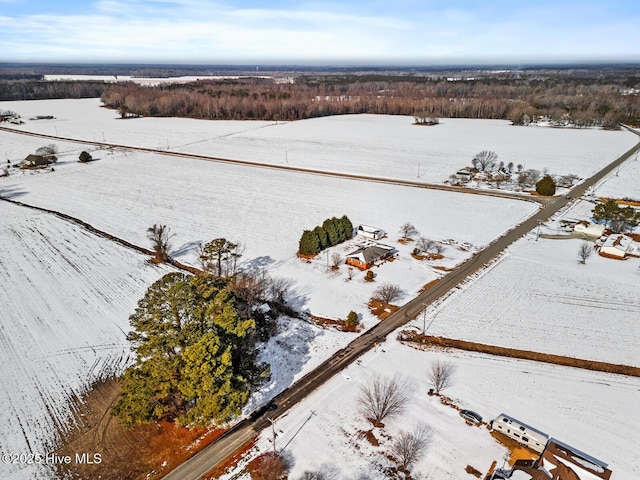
[223,336,640,479]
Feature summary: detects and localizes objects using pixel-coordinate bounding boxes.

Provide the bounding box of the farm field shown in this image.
[2,98,638,480]
[222,336,640,480]
[594,147,640,201]
[2,98,638,184]
[0,201,174,480]
[420,197,640,367]
[1,144,538,320]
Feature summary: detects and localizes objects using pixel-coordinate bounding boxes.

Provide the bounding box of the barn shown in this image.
[356,225,385,240]
[598,234,632,259]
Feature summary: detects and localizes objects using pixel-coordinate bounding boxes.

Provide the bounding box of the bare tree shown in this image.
[433,243,445,255]
[357,375,413,422]
[371,283,405,304]
[390,424,433,471]
[516,163,524,173]
[416,236,435,253]
[578,242,593,264]
[507,161,514,173]
[268,276,291,304]
[346,267,354,281]
[492,172,509,189]
[427,360,456,394]
[472,150,498,171]
[400,222,417,238]
[331,252,342,268]
[230,269,268,311]
[147,224,172,263]
[36,144,58,162]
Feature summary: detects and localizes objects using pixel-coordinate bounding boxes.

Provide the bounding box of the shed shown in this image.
[574,221,605,237]
[455,170,474,181]
[356,225,385,240]
[346,243,394,270]
[21,154,50,168]
[598,234,632,259]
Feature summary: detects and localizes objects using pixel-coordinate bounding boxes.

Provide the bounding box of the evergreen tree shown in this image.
[535,175,556,196]
[113,272,268,427]
[345,310,359,330]
[322,218,340,246]
[340,215,354,240]
[298,229,320,255]
[314,225,329,250]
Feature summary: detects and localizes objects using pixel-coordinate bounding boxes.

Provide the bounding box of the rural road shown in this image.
[161,130,640,480]
[0,124,546,207]
[1,123,638,479]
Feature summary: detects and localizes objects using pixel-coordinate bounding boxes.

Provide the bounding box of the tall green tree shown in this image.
[322,218,340,245]
[536,175,556,196]
[298,229,320,255]
[200,238,237,277]
[314,225,329,250]
[113,272,268,427]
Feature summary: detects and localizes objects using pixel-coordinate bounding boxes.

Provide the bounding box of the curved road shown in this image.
[161,131,640,480]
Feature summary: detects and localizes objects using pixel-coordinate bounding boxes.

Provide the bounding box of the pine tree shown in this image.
[340,215,354,240]
[314,225,329,249]
[298,229,320,255]
[322,218,340,246]
[536,174,556,196]
[112,272,268,428]
[345,310,359,330]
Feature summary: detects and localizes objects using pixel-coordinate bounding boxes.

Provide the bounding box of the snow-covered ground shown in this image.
[224,336,640,479]
[1,143,537,321]
[0,201,175,479]
[2,99,638,479]
[593,149,640,200]
[1,98,637,184]
[420,196,640,367]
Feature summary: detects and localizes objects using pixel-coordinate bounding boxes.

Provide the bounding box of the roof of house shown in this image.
[601,234,632,251]
[546,438,609,471]
[347,244,394,264]
[357,225,383,234]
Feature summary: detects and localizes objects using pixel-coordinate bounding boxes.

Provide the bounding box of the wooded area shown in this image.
[98,73,640,126]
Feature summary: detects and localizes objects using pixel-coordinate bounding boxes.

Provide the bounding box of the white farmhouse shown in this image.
[574,221,605,237]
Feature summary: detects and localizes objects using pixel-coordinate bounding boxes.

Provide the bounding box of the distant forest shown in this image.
[100,74,640,127]
[2,69,640,126]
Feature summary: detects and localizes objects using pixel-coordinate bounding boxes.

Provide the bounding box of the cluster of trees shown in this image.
[298,215,353,256]
[96,73,640,126]
[35,144,58,162]
[593,199,640,232]
[112,272,271,427]
[0,80,109,101]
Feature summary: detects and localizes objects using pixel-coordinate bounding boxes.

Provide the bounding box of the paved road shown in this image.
[0,124,545,207]
[162,131,640,480]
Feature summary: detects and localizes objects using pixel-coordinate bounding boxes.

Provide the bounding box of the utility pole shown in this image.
[536,220,542,241]
[421,303,427,334]
[267,417,277,455]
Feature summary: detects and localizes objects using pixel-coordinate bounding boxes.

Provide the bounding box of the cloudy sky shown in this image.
[1,0,638,64]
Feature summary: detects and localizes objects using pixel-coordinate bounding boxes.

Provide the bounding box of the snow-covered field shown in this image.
[419,196,640,367]
[225,336,640,479]
[1,143,537,320]
[594,149,640,200]
[2,98,637,183]
[0,201,175,479]
[2,98,638,479]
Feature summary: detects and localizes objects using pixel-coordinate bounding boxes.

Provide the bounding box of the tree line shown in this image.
[97,74,640,126]
[298,215,353,256]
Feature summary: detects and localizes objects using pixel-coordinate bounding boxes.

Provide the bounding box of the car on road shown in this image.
[459,409,482,425]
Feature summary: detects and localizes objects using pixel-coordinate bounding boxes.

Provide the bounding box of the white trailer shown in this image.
[490,413,549,454]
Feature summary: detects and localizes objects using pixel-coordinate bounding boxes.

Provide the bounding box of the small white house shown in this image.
[356,225,385,240]
[455,170,474,181]
[599,235,632,259]
[574,221,605,237]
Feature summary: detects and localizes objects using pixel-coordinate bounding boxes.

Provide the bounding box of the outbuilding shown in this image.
[356,225,385,240]
[573,221,605,237]
[598,234,632,259]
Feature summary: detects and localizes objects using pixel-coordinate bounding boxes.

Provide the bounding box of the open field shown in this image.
[419,196,640,367]
[1,143,538,320]
[0,201,176,480]
[221,336,640,480]
[2,98,637,183]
